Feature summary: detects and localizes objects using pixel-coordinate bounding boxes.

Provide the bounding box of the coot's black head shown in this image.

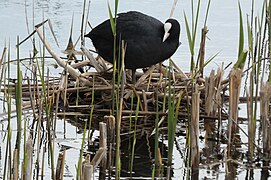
[162,19,180,43]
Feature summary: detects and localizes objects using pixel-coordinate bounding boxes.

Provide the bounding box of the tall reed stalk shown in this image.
[3,44,12,180]
[129,95,140,178]
[184,0,214,78]
[153,87,162,178]
[269,0,271,83]
[77,122,88,180]
[184,0,201,72]
[166,62,177,179]
[88,76,95,139]
[246,0,266,158]
[15,36,22,177]
[36,48,55,180]
[108,0,118,115]
[107,1,122,178]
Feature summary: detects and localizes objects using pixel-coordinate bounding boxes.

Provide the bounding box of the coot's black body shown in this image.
[85,11,180,71]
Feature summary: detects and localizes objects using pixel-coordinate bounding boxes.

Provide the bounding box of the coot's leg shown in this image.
[132,69,136,84]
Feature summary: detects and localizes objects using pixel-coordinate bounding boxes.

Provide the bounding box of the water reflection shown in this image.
[63,115,174,179]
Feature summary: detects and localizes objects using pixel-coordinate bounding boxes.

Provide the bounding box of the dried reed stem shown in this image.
[199,26,208,76]
[23,135,33,180]
[228,68,242,144]
[90,122,107,169]
[260,81,271,157]
[191,85,200,179]
[35,21,91,86]
[55,150,66,180]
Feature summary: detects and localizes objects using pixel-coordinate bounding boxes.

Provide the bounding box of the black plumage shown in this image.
[85,11,180,79]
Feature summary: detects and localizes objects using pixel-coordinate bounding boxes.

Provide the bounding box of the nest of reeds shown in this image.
[11,19,229,136]
[61,61,229,132]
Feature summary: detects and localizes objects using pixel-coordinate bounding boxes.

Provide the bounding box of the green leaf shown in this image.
[238,1,244,58]
[194,51,220,78]
[115,0,119,17]
[246,16,253,52]
[192,0,201,46]
[234,50,248,69]
[184,12,193,55]
[107,2,116,36]
[204,0,211,27]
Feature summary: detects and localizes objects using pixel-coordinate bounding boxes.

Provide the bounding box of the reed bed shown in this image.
[2,0,271,179]
[1,35,230,178]
[3,57,230,135]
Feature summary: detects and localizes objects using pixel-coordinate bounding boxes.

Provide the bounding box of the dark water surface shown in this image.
[0,0,267,179]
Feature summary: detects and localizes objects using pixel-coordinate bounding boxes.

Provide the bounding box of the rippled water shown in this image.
[0,0,266,179]
[0,0,264,72]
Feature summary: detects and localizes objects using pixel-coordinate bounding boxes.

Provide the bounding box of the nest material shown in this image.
[54,55,227,135]
[7,20,228,136]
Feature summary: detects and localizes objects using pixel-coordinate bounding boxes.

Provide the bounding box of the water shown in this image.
[0,0,264,72]
[0,0,266,179]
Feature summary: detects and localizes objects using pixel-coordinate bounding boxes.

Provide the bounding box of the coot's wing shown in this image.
[124,38,162,69]
[115,12,167,69]
[116,11,164,39]
[88,11,170,69]
[89,19,114,42]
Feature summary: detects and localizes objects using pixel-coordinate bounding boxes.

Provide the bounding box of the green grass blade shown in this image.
[192,0,201,45]
[76,122,87,180]
[232,1,247,70]
[15,36,22,174]
[167,63,177,179]
[234,50,248,69]
[204,0,211,27]
[246,16,253,52]
[238,1,244,58]
[129,95,140,177]
[107,2,116,36]
[115,0,119,17]
[194,51,220,77]
[184,13,193,55]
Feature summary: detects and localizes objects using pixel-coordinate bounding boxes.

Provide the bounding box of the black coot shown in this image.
[85,11,180,81]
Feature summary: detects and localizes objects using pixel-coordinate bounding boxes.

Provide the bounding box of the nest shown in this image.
[51,55,228,136]
[10,19,229,136]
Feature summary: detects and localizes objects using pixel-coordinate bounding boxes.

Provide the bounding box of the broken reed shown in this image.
[226,3,247,176]
[3,39,57,179]
[257,0,271,160]
[226,0,271,174]
[246,0,267,159]
[183,0,212,177]
[37,43,56,180]
[2,40,34,179]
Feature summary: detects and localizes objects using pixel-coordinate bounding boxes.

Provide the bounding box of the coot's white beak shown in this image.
[163,22,172,42]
